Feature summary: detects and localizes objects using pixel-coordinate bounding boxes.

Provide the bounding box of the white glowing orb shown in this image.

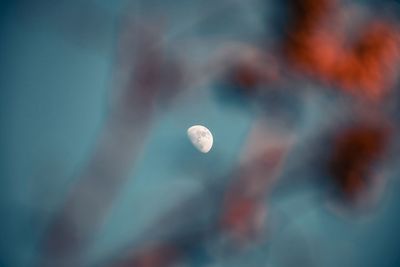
[187,125,213,153]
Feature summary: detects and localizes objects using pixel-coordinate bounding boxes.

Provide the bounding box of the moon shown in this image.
[187,125,213,153]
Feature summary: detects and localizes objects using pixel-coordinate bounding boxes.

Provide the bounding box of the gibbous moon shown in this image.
[187,125,213,153]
